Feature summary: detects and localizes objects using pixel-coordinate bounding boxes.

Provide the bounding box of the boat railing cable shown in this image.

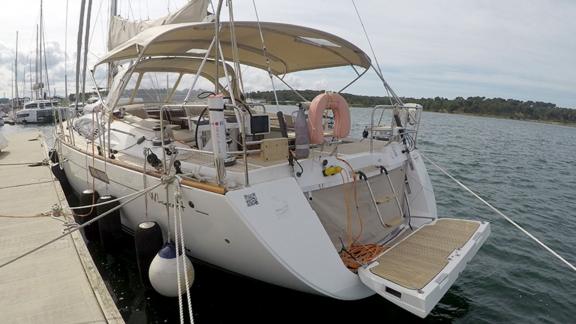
[0,181,163,270]
[421,153,576,272]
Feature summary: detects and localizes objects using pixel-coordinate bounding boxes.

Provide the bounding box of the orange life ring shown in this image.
[307,92,351,144]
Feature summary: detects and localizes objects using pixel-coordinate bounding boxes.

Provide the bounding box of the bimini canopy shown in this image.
[97,21,372,75]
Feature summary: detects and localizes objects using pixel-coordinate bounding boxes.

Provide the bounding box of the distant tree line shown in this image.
[247,90,576,124]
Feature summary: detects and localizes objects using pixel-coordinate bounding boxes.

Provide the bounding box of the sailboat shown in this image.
[56,0,490,318]
[15,0,71,124]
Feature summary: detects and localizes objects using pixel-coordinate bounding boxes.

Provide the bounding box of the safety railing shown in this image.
[369,104,423,153]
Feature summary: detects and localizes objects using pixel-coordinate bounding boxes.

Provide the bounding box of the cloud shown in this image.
[0,0,574,107]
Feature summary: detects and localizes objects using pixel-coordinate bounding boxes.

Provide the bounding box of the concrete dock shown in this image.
[0,131,124,323]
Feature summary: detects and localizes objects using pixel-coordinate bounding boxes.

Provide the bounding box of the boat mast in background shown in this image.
[14,31,19,111]
[64,0,69,103]
[39,0,43,99]
[74,0,87,112]
[81,0,93,107]
[34,24,38,100]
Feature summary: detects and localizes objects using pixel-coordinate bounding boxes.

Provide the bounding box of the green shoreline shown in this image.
[248,90,576,127]
[423,110,576,127]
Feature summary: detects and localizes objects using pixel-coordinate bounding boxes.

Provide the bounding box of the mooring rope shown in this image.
[421,153,576,272]
[176,178,194,324]
[68,185,156,210]
[0,180,54,190]
[0,182,163,270]
[0,160,49,166]
[173,186,185,324]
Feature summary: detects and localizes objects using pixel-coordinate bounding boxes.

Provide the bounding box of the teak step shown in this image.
[359,218,490,318]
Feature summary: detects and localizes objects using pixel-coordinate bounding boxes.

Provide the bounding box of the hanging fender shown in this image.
[307,92,351,144]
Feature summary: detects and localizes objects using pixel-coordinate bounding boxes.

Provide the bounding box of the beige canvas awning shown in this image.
[97,21,372,75]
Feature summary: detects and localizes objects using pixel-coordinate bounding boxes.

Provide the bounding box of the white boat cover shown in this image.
[97,22,372,75]
[108,0,210,50]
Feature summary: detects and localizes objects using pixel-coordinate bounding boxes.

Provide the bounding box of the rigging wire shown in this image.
[421,153,576,272]
[227,0,245,95]
[251,0,279,106]
[88,0,105,47]
[350,0,402,106]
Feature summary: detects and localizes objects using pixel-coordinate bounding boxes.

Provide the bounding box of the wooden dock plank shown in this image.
[0,131,123,324]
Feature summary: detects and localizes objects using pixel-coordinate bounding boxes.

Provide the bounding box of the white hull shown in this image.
[59,138,437,299]
[52,9,489,315]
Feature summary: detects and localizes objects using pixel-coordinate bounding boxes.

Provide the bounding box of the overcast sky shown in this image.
[0,0,574,108]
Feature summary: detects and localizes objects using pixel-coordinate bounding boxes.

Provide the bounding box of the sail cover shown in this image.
[108,0,210,50]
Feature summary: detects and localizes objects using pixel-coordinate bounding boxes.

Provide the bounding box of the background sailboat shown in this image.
[14,0,71,124]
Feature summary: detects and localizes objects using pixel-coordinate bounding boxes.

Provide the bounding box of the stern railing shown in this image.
[369,104,423,153]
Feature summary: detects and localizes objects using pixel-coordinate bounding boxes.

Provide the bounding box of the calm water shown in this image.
[2,109,575,323]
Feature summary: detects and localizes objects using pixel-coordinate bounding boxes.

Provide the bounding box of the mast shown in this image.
[74,0,86,111]
[14,31,19,109]
[29,59,33,99]
[81,0,93,106]
[11,58,13,112]
[39,0,43,99]
[214,0,224,94]
[35,24,38,100]
[107,0,117,90]
[64,0,69,103]
[41,2,52,100]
